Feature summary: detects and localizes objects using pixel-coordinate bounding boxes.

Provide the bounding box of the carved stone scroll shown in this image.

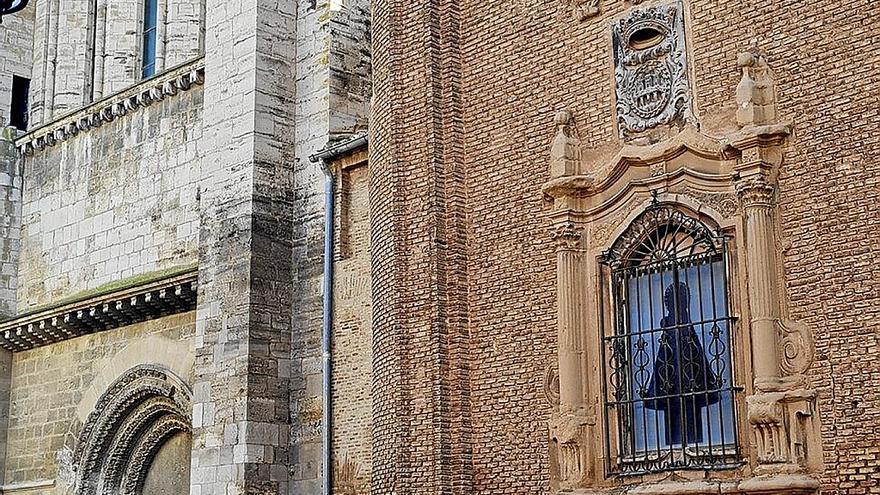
[778,319,815,377]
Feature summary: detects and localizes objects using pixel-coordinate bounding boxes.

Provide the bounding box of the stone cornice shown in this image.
[15,57,205,155]
[0,269,197,352]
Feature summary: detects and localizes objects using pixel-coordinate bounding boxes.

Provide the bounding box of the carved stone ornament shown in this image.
[568,0,600,20]
[747,389,821,472]
[680,186,739,217]
[549,413,589,490]
[778,319,815,377]
[552,222,582,251]
[543,363,561,407]
[737,50,778,127]
[549,110,582,179]
[73,365,192,495]
[612,1,691,138]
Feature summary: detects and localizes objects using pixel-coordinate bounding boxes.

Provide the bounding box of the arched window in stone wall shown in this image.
[600,202,740,475]
[74,365,192,495]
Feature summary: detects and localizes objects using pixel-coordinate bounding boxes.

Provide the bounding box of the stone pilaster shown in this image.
[191,0,297,492]
[548,221,595,491]
[553,222,585,412]
[0,128,22,486]
[734,128,822,487]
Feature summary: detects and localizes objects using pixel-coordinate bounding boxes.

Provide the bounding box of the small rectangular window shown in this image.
[10,76,29,131]
[141,0,158,79]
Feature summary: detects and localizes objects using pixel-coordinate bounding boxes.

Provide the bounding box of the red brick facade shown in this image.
[369,0,880,493]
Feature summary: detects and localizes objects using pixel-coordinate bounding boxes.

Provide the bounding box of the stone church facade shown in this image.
[0,0,878,493]
[0,0,371,491]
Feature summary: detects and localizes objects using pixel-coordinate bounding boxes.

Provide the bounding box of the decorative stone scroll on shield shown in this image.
[612,1,691,139]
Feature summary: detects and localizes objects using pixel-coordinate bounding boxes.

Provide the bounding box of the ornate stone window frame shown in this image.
[597,199,743,476]
[542,52,821,494]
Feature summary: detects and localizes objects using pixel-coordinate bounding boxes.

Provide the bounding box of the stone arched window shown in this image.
[74,365,192,495]
[600,201,740,475]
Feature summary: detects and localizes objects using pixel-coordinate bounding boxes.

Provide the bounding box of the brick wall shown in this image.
[17,87,202,311]
[369,0,880,492]
[3,312,194,490]
[331,160,371,494]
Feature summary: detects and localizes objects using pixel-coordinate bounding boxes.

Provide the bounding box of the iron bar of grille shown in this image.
[603,247,741,475]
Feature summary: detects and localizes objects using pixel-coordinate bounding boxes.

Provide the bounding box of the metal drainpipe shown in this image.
[308,133,366,495]
[320,159,334,495]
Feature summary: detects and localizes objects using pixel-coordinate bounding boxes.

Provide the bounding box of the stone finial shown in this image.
[736,50,777,127]
[549,110,581,178]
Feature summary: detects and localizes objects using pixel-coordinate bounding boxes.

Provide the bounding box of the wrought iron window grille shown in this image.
[600,201,742,476]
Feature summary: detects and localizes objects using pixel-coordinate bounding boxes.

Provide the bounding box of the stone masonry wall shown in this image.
[330,159,371,494]
[0,2,35,128]
[290,0,331,490]
[17,86,202,311]
[0,128,22,487]
[29,0,204,126]
[329,0,370,140]
[290,0,371,492]
[2,312,194,491]
[370,0,880,492]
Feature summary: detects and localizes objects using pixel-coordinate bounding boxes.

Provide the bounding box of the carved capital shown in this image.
[552,222,582,251]
[736,176,775,208]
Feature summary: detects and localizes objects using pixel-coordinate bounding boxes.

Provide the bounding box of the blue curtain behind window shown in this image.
[625,260,736,454]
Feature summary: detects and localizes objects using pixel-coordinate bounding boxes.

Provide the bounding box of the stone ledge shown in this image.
[15,57,205,155]
[0,268,198,352]
[570,473,819,495]
[0,479,55,493]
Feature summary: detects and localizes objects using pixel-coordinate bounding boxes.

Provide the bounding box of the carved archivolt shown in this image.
[73,365,192,495]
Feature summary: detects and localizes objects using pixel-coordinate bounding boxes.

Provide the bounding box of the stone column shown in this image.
[190,0,297,491]
[553,222,585,412]
[736,175,782,390]
[734,140,822,485]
